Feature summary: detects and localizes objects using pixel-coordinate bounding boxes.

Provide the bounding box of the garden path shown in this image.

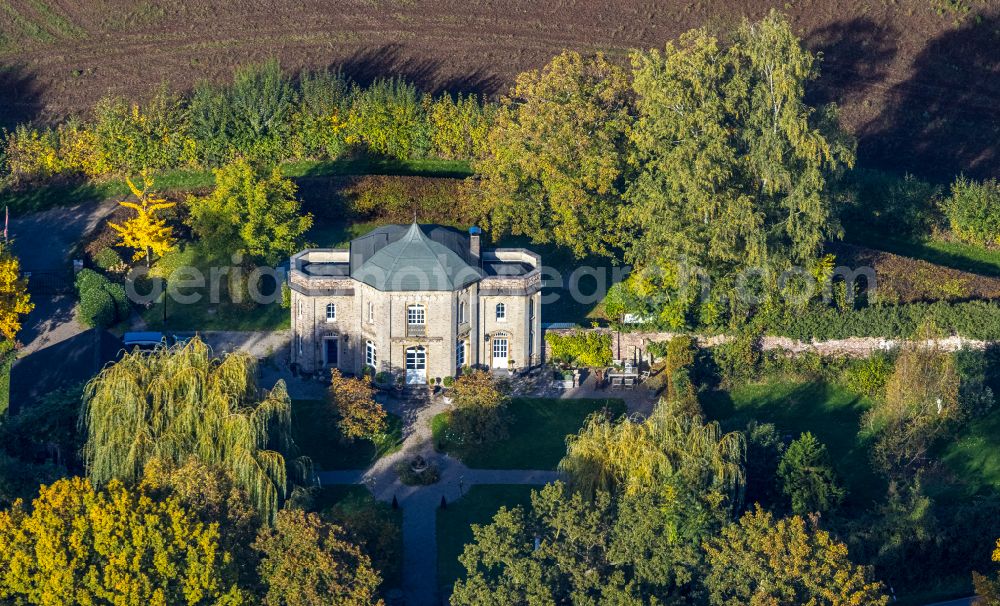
[316,391,560,606]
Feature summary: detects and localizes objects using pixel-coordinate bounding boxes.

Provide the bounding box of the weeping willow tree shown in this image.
[560,399,745,505]
[82,337,306,521]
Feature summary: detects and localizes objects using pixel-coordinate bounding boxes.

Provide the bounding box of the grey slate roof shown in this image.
[352,222,482,291]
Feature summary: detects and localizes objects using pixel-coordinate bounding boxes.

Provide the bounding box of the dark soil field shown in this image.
[0,0,998,179]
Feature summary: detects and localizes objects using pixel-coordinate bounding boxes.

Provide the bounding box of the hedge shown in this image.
[767,300,1000,341]
[75,269,129,328]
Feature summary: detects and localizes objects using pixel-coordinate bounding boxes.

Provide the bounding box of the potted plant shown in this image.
[553,368,574,389]
[430,377,440,395]
[508,359,516,372]
[394,375,405,394]
[442,376,454,389]
[374,371,391,389]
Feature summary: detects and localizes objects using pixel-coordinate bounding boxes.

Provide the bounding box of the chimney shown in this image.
[469,226,481,264]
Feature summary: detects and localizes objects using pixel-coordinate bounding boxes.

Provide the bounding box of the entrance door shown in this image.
[323,337,339,367]
[405,346,426,384]
[492,337,509,368]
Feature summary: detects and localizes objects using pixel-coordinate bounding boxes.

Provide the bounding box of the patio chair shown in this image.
[611,376,624,389]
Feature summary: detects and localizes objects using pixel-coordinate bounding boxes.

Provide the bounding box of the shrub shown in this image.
[92,247,125,272]
[842,353,894,400]
[943,176,1000,248]
[544,331,612,367]
[75,269,129,328]
[778,432,846,515]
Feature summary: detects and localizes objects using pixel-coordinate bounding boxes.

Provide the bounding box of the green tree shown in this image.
[943,176,1000,247]
[227,59,297,161]
[777,432,845,515]
[345,77,427,159]
[626,12,854,296]
[187,158,312,264]
[253,508,383,606]
[476,51,632,258]
[560,398,745,501]
[451,483,621,605]
[0,477,244,605]
[81,336,305,520]
[704,506,889,606]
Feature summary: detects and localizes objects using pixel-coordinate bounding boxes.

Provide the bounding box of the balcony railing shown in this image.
[406,324,426,337]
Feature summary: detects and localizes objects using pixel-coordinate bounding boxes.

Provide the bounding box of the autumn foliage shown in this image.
[330,369,387,441]
[0,244,33,341]
[108,172,176,266]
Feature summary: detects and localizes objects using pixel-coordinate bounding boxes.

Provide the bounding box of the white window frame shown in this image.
[456,339,466,368]
[407,304,426,326]
[495,302,506,322]
[365,340,377,369]
[368,301,375,324]
[325,303,337,322]
[458,300,467,324]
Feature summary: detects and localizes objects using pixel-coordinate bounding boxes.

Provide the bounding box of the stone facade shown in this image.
[289,225,542,383]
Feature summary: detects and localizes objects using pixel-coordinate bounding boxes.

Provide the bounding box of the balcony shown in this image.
[406,324,426,337]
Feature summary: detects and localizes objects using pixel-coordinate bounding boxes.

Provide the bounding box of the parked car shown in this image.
[121,331,186,353]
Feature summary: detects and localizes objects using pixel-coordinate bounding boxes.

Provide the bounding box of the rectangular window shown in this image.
[407,305,425,325]
[366,340,377,368]
[297,300,303,319]
[495,302,506,322]
[407,304,426,337]
[368,301,375,324]
[326,303,337,322]
[456,340,466,367]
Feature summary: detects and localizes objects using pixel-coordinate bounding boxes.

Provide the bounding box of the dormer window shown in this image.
[325,303,337,322]
[495,302,506,322]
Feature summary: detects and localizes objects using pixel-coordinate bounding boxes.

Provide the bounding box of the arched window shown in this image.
[365,340,377,369]
[456,340,466,368]
[495,302,506,321]
[325,303,337,322]
[458,300,467,324]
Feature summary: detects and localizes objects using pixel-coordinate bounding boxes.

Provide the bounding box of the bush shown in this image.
[943,176,1000,248]
[842,353,894,400]
[75,268,129,328]
[544,331,613,367]
[778,432,846,515]
[442,370,508,447]
[92,247,125,272]
[345,77,428,160]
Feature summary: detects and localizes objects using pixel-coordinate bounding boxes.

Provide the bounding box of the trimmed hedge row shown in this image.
[767,300,1000,341]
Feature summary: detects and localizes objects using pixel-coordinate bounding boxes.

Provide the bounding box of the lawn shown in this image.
[699,380,884,508]
[138,243,290,332]
[432,397,626,470]
[312,485,404,591]
[292,399,403,471]
[939,407,1000,496]
[437,484,536,594]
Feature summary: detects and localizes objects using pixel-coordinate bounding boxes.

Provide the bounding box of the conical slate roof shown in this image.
[352,222,481,291]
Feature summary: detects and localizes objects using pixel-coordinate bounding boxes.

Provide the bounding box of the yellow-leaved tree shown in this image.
[0,243,34,341]
[109,172,176,266]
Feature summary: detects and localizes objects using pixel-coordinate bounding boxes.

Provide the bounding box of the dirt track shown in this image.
[1,0,998,179]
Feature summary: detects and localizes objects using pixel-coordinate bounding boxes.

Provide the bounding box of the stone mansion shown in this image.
[289,222,542,384]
